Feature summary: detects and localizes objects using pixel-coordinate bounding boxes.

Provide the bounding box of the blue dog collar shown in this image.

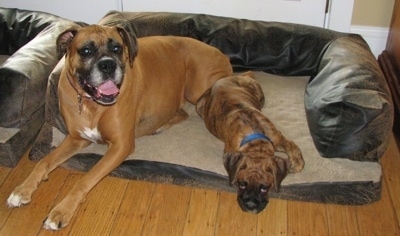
[240,133,272,147]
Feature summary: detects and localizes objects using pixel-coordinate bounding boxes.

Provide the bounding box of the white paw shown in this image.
[7,193,24,208]
[43,218,62,231]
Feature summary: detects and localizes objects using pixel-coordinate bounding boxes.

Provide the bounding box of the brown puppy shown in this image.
[196,72,304,213]
[6,25,232,230]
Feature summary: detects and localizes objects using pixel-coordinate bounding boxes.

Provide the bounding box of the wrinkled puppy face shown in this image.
[223,153,288,213]
[235,165,273,213]
[57,25,137,105]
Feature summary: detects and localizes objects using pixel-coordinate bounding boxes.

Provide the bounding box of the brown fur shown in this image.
[7,25,232,230]
[196,72,304,213]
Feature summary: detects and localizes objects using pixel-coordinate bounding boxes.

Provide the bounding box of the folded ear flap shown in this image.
[116,26,137,67]
[223,152,244,186]
[195,89,211,119]
[272,156,289,192]
[240,71,255,79]
[56,27,78,59]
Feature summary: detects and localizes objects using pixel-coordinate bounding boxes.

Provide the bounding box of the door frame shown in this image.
[325,0,355,32]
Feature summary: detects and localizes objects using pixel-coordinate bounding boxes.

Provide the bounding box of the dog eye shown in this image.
[238,181,247,190]
[112,45,122,54]
[260,185,269,193]
[79,47,92,57]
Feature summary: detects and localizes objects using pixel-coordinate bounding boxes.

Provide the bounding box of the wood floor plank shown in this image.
[287,201,329,236]
[64,176,129,235]
[0,166,10,186]
[0,156,37,228]
[141,183,192,235]
[214,192,258,236]
[381,135,400,226]
[37,174,82,236]
[326,204,359,236]
[356,175,399,236]
[0,162,70,235]
[110,180,156,235]
[182,188,220,235]
[257,198,288,235]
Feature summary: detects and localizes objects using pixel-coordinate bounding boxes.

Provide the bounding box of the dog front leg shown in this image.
[275,136,305,173]
[43,141,133,230]
[7,135,91,208]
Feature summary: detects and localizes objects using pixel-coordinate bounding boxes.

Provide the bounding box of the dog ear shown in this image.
[56,27,78,59]
[116,27,137,67]
[223,152,244,186]
[195,89,211,119]
[241,71,255,79]
[272,156,289,192]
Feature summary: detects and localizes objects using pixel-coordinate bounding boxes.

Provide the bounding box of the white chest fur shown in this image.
[78,127,103,143]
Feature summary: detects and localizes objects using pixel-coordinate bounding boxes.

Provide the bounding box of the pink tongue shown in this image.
[98,80,119,96]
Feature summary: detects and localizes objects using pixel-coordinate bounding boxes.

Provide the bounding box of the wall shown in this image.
[350,0,395,57]
[352,0,395,27]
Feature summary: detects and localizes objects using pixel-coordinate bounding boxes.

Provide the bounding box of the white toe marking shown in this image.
[43,218,60,231]
[7,193,23,208]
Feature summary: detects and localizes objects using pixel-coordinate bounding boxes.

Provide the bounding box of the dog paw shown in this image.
[7,192,31,208]
[289,159,305,173]
[43,207,73,230]
[151,129,162,135]
[43,217,63,231]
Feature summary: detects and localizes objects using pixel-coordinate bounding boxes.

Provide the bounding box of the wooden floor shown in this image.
[0,135,399,236]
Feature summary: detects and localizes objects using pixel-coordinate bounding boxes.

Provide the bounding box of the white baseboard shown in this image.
[350,25,389,58]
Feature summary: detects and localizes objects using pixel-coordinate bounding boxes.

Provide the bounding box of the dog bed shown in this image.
[0,7,80,167]
[30,11,393,204]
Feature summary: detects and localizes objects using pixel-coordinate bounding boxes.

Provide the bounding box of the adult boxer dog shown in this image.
[196,72,304,213]
[6,25,232,230]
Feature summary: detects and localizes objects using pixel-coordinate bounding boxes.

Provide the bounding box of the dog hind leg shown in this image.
[152,108,189,134]
[275,136,305,173]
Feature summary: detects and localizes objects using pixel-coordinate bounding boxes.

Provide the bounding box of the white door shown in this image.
[121,0,327,27]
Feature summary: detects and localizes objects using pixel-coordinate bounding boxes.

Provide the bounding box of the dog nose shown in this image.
[98,59,117,74]
[244,199,259,211]
[238,194,268,213]
[246,201,258,210]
